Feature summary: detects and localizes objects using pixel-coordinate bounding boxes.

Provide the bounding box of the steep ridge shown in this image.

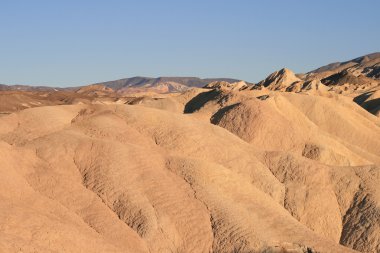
[204,80,249,91]
[307,52,380,80]
[254,68,302,91]
[321,70,379,93]
[355,90,380,116]
[304,53,380,115]
[252,68,331,96]
[251,63,380,116]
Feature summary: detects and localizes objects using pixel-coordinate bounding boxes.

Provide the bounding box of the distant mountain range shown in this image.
[1,52,379,94]
[0,77,243,93]
[91,77,244,93]
[93,77,241,90]
[0,84,63,91]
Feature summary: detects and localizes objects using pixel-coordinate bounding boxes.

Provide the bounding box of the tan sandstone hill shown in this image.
[0,103,367,253]
[1,54,380,253]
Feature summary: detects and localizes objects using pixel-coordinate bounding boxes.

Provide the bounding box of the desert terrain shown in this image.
[0,53,380,253]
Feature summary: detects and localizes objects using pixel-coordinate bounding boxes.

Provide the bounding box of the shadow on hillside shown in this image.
[353,92,373,105]
[362,98,380,112]
[184,89,220,113]
[210,103,240,124]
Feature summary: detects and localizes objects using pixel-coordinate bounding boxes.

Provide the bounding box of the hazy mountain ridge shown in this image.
[0,77,244,93]
[0,83,63,91]
[1,52,379,94]
[93,76,244,93]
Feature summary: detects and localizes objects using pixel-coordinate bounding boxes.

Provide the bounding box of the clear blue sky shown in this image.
[0,0,379,87]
